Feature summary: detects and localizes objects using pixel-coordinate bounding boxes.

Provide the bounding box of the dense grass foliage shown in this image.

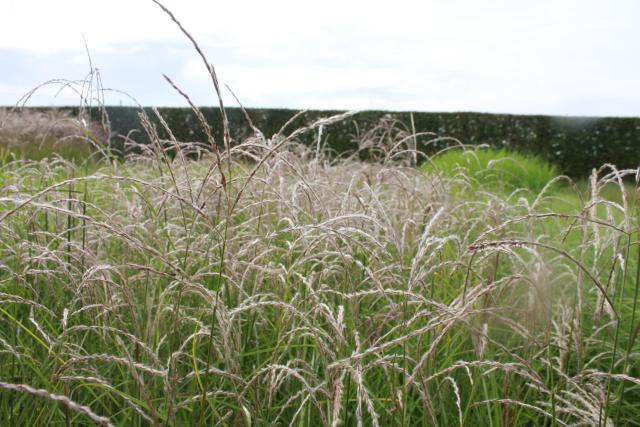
[0,116,639,425]
[1,3,639,425]
[422,148,560,193]
[0,109,107,164]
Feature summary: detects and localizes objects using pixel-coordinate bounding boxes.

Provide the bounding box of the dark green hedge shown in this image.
[41,107,640,178]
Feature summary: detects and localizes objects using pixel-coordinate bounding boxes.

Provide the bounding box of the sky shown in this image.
[1,0,639,117]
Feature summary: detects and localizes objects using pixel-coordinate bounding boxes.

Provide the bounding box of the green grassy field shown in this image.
[0,117,639,427]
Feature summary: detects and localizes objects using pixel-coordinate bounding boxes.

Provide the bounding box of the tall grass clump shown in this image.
[0,2,639,426]
[0,108,109,164]
[423,147,560,193]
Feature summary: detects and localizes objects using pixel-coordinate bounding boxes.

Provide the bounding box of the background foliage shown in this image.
[9,107,640,178]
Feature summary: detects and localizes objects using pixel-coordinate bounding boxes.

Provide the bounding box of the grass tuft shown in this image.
[423,147,560,193]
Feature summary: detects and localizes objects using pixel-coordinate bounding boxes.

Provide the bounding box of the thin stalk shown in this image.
[614,233,640,423]
[601,235,630,426]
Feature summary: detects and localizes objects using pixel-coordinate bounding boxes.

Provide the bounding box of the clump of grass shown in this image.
[0,2,638,426]
[423,147,560,193]
[0,108,106,163]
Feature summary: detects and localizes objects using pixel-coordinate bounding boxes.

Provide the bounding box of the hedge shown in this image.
[33,107,640,178]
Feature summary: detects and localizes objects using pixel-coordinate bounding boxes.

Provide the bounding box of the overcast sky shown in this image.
[1,0,639,116]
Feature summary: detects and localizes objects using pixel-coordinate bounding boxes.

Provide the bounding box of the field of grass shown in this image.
[1,2,639,425]
[0,108,639,426]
